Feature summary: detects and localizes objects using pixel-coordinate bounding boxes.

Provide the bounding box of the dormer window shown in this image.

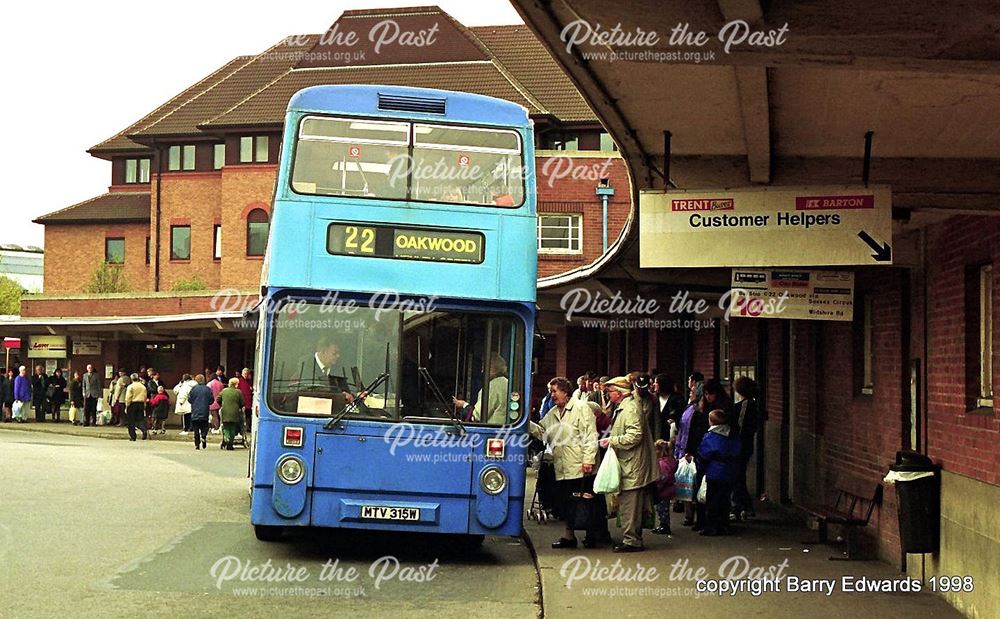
[124,158,150,183]
[168,145,196,171]
[240,136,269,163]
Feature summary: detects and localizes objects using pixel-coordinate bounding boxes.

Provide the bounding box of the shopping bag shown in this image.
[12,400,23,420]
[566,483,602,530]
[605,493,619,519]
[593,447,621,495]
[696,476,708,504]
[674,458,696,502]
[69,405,79,423]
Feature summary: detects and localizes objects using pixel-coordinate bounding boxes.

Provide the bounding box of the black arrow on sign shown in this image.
[857,231,892,262]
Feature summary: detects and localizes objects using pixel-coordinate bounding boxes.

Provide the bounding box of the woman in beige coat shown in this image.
[600,376,658,552]
[530,376,604,548]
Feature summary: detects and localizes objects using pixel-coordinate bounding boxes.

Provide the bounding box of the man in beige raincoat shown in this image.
[600,376,658,552]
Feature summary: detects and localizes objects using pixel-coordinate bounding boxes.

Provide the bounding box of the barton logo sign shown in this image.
[795,195,874,210]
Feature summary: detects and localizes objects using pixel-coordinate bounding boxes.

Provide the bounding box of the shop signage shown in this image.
[72,338,102,356]
[28,335,67,358]
[730,268,855,321]
[639,185,892,267]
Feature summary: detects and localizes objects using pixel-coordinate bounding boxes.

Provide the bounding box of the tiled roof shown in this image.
[88,56,254,155]
[33,192,150,224]
[133,37,319,138]
[89,8,598,157]
[470,25,596,122]
[204,63,543,128]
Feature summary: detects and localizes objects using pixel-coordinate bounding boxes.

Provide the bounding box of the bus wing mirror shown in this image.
[532,332,546,362]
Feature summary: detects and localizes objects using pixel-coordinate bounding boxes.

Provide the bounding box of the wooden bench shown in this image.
[802,477,883,560]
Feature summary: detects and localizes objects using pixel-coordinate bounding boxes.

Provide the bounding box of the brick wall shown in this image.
[692,320,717,378]
[925,215,999,484]
[654,327,686,390]
[729,319,759,369]
[20,293,228,318]
[43,223,151,293]
[536,154,631,279]
[220,165,277,289]
[156,172,223,291]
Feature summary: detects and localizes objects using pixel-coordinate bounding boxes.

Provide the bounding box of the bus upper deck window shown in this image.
[411,124,524,207]
[292,117,410,199]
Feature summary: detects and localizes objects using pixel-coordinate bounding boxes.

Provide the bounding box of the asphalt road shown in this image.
[0,430,539,619]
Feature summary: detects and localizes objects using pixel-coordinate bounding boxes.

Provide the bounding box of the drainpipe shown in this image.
[595,179,614,253]
[153,140,163,292]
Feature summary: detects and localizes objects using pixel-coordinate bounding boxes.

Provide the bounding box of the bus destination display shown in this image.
[327,223,485,264]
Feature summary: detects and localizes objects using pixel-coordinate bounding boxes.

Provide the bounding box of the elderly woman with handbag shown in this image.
[529,376,606,548]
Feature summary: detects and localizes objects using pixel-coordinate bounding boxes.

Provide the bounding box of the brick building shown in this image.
[16,6,632,387]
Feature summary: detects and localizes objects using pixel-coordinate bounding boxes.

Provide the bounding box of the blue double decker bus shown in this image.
[249,85,537,545]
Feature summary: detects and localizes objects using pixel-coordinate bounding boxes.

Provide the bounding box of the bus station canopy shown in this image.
[511,0,1000,288]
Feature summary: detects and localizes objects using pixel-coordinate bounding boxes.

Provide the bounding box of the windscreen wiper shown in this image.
[418,366,465,435]
[324,372,390,430]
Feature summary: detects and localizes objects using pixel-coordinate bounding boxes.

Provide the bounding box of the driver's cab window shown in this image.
[268,303,400,418]
[399,312,523,425]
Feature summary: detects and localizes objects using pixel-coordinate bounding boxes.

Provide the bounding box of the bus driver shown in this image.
[292,336,364,405]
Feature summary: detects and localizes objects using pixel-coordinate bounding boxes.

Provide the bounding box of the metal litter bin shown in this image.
[884,450,940,554]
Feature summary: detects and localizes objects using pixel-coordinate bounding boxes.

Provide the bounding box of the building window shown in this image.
[540,131,580,151]
[170,225,191,261]
[213,143,225,170]
[246,209,269,256]
[718,319,731,382]
[979,265,994,407]
[124,158,150,184]
[168,145,196,171]
[145,236,150,265]
[537,213,583,254]
[213,224,222,260]
[599,132,616,151]
[240,135,268,163]
[861,294,874,395]
[105,238,125,264]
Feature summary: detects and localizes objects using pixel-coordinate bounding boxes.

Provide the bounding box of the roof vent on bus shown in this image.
[377,93,446,115]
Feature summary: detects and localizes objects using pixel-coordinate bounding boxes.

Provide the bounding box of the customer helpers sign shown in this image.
[639,185,892,267]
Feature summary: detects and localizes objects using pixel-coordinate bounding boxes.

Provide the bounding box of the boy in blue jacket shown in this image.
[698,409,742,536]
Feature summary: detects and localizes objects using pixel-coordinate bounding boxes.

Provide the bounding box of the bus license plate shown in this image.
[360,505,420,521]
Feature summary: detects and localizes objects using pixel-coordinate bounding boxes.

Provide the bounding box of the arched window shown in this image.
[246,208,270,257]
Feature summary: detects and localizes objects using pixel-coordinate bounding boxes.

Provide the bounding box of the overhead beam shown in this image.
[717,0,763,23]
[733,66,771,183]
[718,0,771,183]
[512,1,652,188]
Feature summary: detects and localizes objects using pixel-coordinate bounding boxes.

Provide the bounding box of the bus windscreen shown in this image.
[267,301,525,426]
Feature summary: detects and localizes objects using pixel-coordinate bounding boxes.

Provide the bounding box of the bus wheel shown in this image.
[254,525,283,542]
[455,534,485,551]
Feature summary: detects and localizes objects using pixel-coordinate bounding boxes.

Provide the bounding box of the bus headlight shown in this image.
[277,456,305,485]
[480,467,507,495]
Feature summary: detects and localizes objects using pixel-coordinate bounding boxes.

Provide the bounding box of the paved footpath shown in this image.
[525,473,963,619]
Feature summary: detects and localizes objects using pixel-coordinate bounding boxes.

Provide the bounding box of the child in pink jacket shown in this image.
[653,440,677,535]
